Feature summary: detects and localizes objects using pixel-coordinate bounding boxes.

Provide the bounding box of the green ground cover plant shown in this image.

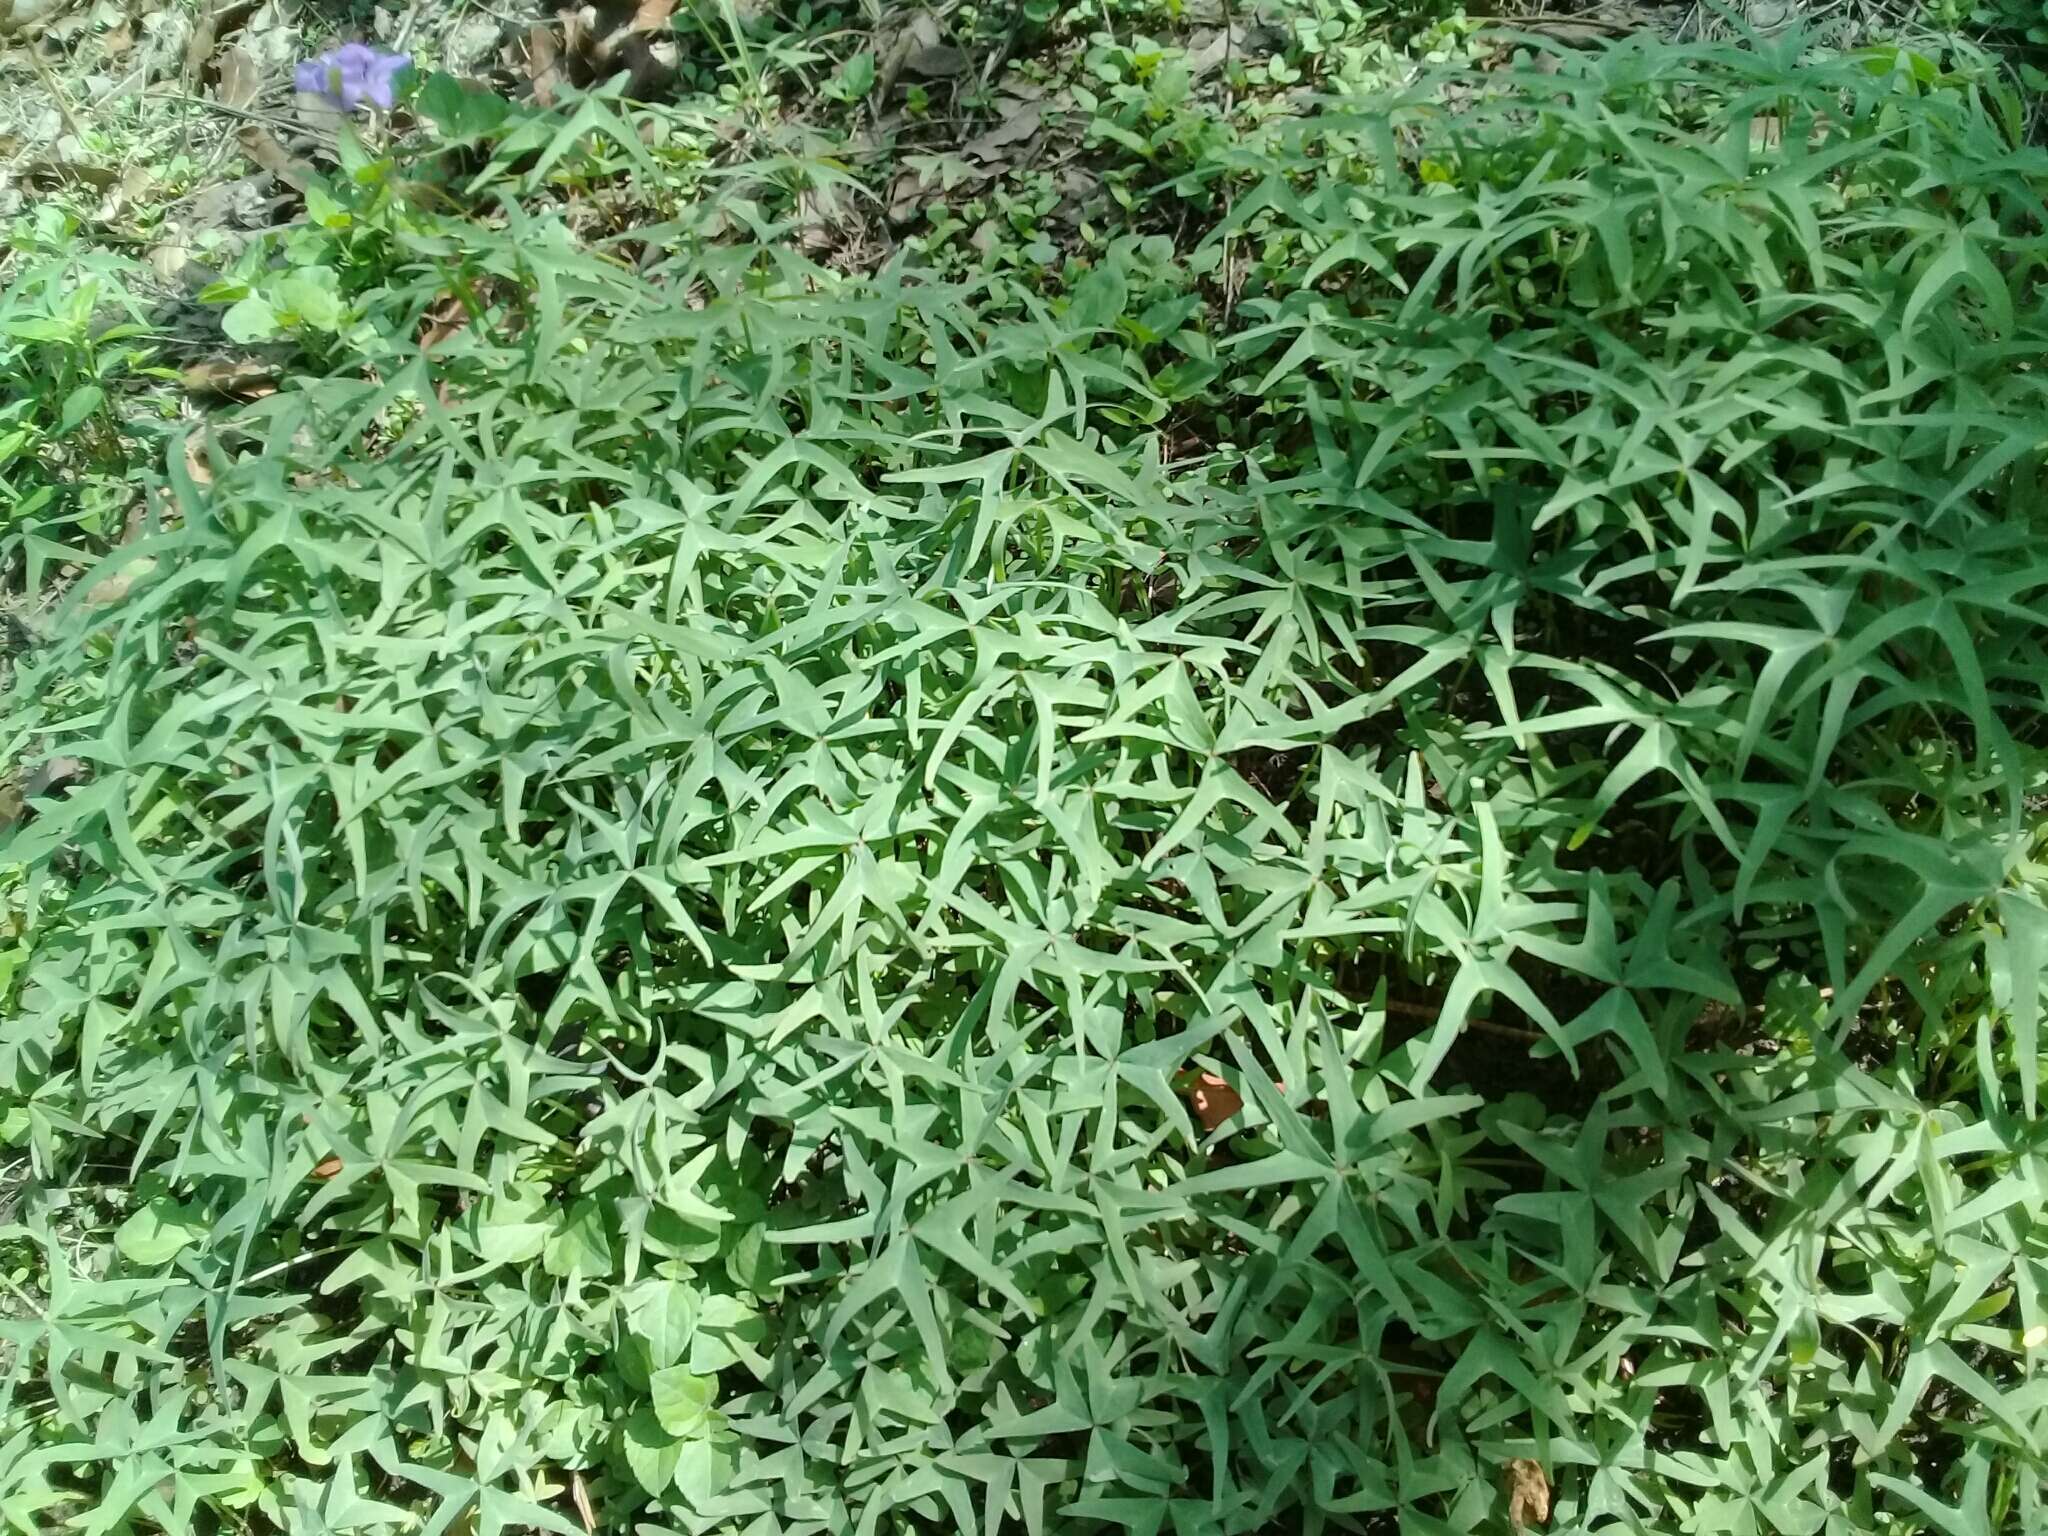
[0,13,2045,1536]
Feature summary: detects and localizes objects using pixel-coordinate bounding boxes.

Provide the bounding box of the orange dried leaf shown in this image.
[630,0,675,32]
[1187,1073,1242,1131]
[1505,1458,1551,1532]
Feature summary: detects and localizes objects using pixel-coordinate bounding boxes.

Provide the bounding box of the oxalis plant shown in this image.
[0,32,2045,1536]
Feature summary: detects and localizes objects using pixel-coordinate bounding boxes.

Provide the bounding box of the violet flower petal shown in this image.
[294,43,410,113]
[361,52,411,111]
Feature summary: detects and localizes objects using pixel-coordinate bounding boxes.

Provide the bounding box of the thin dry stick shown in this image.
[149,89,301,129]
[23,43,90,143]
[1381,995,1544,1042]
[1221,0,1235,107]
[393,0,433,50]
[1465,11,1640,30]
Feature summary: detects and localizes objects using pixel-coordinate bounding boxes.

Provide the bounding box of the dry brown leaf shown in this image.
[558,3,591,64]
[902,41,967,78]
[962,100,1041,164]
[149,241,217,292]
[102,19,132,54]
[520,21,563,105]
[1505,1459,1551,1533]
[182,0,261,83]
[872,10,938,103]
[237,124,304,188]
[558,0,678,95]
[182,432,215,486]
[215,44,260,109]
[629,0,673,33]
[420,293,471,353]
[1186,1072,1242,1131]
[20,158,118,190]
[182,357,278,397]
[85,558,155,607]
[182,0,217,76]
[570,1472,596,1535]
[885,166,933,227]
[23,756,84,802]
[311,1155,344,1179]
[0,0,71,37]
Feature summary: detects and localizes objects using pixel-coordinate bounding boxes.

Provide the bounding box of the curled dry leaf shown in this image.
[1505,1458,1551,1532]
[570,1471,596,1534]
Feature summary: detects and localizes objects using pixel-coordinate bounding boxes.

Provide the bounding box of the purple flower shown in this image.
[294,43,411,113]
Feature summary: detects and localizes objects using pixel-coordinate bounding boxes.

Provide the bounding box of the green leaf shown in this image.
[1068,262,1128,331]
[624,1278,701,1372]
[272,269,346,332]
[620,1407,681,1496]
[302,182,353,229]
[114,1197,208,1267]
[417,70,511,140]
[649,1366,716,1437]
[543,1199,613,1279]
[830,49,876,101]
[56,384,102,433]
[220,294,278,343]
[672,1420,740,1506]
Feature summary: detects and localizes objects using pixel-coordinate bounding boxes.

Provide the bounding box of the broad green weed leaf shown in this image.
[113,1197,209,1267]
[620,1408,681,1497]
[649,1367,716,1437]
[624,1278,701,1373]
